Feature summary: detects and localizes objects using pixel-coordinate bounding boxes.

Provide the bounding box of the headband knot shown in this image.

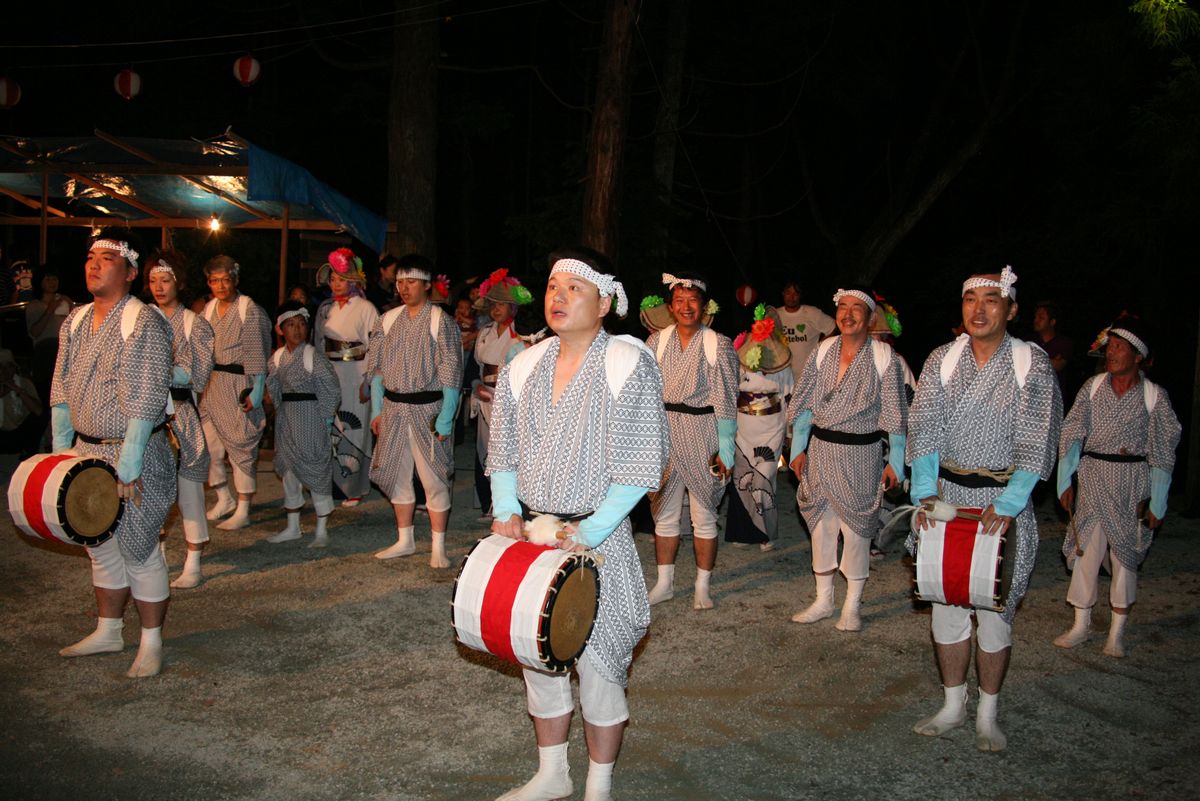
[662,272,707,293]
[832,288,876,312]
[962,265,1018,300]
[551,258,628,317]
[91,239,139,269]
[277,307,310,327]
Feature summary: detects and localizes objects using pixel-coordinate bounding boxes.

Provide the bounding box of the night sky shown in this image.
[2,0,1197,461]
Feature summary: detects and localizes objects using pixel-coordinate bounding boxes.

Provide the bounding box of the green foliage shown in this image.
[1130,0,1200,48]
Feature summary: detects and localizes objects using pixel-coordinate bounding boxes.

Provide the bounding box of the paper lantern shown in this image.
[114,69,141,101]
[0,77,20,110]
[735,284,758,307]
[233,55,261,87]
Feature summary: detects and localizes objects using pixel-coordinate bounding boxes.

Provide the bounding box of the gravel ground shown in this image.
[2,444,1198,801]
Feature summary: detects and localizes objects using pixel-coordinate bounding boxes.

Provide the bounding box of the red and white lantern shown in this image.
[735,283,758,307]
[233,55,261,87]
[114,68,141,101]
[0,77,20,110]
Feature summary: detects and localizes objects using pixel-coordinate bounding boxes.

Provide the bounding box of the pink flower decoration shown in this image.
[732,331,747,350]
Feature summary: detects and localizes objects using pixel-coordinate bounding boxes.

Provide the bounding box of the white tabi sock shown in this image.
[648,564,675,605]
[60,616,124,657]
[430,530,449,569]
[693,568,714,610]
[1104,611,1129,658]
[268,511,302,543]
[582,759,614,801]
[975,689,1006,752]
[127,626,163,678]
[836,578,865,632]
[792,573,835,623]
[376,526,416,559]
[913,683,968,737]
[206,484,236,520]
[171,549,203,589]
[496,742,572,801]
[309,515,330,548]
[216,498,252,531]
[1054,605,1092,648]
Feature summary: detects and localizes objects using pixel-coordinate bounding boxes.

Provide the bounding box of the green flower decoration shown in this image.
[745,344,763,371]
[705,299,720,315]
[753,302,766,321]
[640,294,665,311]
[511,285,533,305]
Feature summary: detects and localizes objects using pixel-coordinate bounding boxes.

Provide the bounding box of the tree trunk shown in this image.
[650,0,689,265]
[386,3,439,258]
[581,0,643,259]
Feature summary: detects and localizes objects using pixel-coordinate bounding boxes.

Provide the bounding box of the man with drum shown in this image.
[367,254,463,567]
[645,271,739,610]
[198,255,271,531]
[907,266,1061,751]
[785,285,908,632]
[486,247,667,801]
[51,229,175,678]
[1054,319,1181,657]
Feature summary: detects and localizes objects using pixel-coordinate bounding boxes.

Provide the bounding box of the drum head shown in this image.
[546,563,599,667]
[62,464,121,544]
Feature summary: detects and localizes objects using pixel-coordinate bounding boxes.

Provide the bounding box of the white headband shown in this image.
[277,307,310,326]
[662,272,707,293]
[149,260,175,279]
[550,258,628,317]
[832,288,876,313]
[1108,327,1149,358]
[90,239,139,269]
[396,267,432,282]
[962,265,1018,300]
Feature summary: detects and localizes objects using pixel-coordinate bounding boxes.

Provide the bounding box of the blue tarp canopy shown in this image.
[0,131,387,252]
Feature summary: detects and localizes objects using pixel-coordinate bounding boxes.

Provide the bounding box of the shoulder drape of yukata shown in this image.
[1060,374,1181,570]
[266,345,342,495]
[367,303,463,495]
[166,307,213,483]
[51,297,174,563]
[315,296,378,498]
[786,336,908,538]
[906,335,1062,622]
[646,325,739,511]
[198,296,271,467]
[486,331,668,686]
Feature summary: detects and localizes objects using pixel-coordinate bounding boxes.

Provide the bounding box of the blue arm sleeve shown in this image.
[1057,440,1082,498]
[910,451,939,502]
[1150,467,1172,519]
[435,387,461,436]
[51,403,75,452]
[717,418,736,468]
[991,469,1040,518]
[171,365,191,385]
[789,409,813,461]
[888,432,907,482]
[248,374,265,409]
[324,416,334,432]
[575,483,649,548]
[490,470,521,521]
[370,375,384,420]
[116,418,155,483]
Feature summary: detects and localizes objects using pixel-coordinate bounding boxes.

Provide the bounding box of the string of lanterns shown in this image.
[0,55,262,108]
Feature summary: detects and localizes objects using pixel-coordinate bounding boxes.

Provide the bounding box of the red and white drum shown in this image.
[8,453,123,547]
[452,533,600,673]
[914,508,1013,612]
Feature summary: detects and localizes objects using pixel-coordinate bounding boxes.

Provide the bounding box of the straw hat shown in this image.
[734,305,791,373]
[868,296,903,337]
[473,268,533,310]
[316,247,367,286]
[430,273,452,305]
[638,295,719,333]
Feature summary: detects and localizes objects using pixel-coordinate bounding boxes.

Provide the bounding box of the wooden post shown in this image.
[278,203,290,306]
[39,173,48,264]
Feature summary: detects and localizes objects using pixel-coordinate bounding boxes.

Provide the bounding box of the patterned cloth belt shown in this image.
[1083,450,1146,463]
[481,363,501,385]
[169,386,194,402]
[77,421,167,445]
[213,362,245,375]
[811,425,882,446]
[736,391,781,416]
[664,402,714,416]
[938,465,1009,488]
[384,388,442,404]
[281,392,318,402]
[519,500,592,523]
[324,339,367,361]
